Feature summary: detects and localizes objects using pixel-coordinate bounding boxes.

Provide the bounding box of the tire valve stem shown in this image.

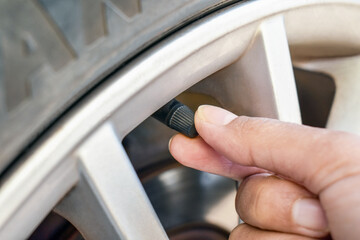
[152,99,198,138]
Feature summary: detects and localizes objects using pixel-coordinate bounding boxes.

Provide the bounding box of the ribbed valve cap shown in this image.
[152,99,198,138]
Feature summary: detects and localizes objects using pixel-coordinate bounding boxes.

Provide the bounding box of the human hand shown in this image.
[169,105,360,240]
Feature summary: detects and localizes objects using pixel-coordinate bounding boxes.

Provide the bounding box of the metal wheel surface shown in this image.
[1,0,360,239]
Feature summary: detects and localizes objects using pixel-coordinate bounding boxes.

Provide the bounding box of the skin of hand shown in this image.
[169,105,360,240]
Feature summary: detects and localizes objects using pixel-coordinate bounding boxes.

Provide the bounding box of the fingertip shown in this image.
[195,105,237,129]
[168,133,185,158]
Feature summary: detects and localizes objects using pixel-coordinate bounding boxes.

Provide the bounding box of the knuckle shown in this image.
[237,174,270,222]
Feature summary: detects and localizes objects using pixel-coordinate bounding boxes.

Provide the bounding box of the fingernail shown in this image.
[292,198,328,231]
[168,136,174,151]
[196,105,237,126]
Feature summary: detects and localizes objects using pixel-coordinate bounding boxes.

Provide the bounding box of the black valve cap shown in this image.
[152,99,198,138]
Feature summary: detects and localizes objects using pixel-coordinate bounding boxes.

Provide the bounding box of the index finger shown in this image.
[193,105,360,194]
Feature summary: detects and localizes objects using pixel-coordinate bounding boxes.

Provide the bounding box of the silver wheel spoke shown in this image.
[238,15,301,122]
[56,123,167,240]
[192,16,301,123]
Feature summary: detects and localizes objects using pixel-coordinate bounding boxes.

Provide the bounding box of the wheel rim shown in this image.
[1,0,360,239]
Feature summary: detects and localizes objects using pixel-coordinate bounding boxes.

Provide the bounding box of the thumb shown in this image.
[195,105,360,194]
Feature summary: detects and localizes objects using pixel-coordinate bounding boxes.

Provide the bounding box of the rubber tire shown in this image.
[0,0,241,173]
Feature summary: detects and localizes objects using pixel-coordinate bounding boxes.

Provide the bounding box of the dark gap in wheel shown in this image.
[167,223,229,240]
[294,67,336,128]
[29,212,83,240]
[122,93,235,239]
[122,92,222,174]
